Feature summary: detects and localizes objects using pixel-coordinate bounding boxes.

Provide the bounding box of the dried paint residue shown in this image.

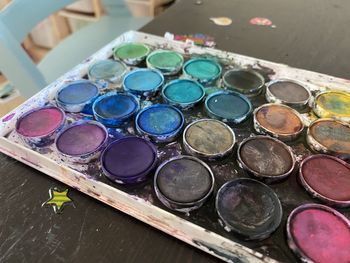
[290,208,350,263]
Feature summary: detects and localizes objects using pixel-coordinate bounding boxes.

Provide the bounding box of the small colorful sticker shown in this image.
[210,17,232,26]
[2,112,15,122]
[250,17,273,26]
[42,188,73,214]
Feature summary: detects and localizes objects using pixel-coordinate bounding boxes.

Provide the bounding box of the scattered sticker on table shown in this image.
[210,17,232,26]
[42,188,73,214]
[250,17,273,27]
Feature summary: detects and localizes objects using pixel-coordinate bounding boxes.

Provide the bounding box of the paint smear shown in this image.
[210,17,232,26]
[250,17,273,26]
[2,112,15,122]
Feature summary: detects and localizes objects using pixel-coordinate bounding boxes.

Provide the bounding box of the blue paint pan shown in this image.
[92,92,139,127]
[205,90,252,124]
[162,79,205,109]
[123,68,164,97]
[183,58,222,85]
[56,80,100,114]
[135,104,185,143]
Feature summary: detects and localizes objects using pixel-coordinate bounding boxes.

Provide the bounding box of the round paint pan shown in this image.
[265,79,311,108]
[101,137,157,184]
[162,79,205,109]
[92,92,139,127]
[154,155,214,212]
[307,118,350,155]
[222,69,265,96]
[113,42,150,66]
[135,104,184,143]
[287,203,350,263]
[237,136,296,183]
[55,120,108,163]
[146,50,184,75]
[123,68,164,97]
[88,59,128,89]
[183,58,222,85]
[183,119,235,160]
[299,154,350,207]
[216,178,282,241]
[253,103,304,141]
[205,91,252,124]
[313,90,350,122]
[56,80,100,114]
[16,106,65,148]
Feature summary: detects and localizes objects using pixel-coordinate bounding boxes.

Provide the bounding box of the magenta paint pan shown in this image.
[101,137,157,184]
[299,154,350,207]
[287,203,350,263]
[237,136,295,183]
[16,106,65,148]
[154,155,214,212]
[216,178,282,241]
[55,120,108,164]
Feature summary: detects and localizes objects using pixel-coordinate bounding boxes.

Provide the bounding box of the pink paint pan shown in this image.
[287,204,350,263]
[299,154,350,207]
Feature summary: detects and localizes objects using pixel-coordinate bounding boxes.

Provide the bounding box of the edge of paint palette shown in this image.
[1,30,350,263]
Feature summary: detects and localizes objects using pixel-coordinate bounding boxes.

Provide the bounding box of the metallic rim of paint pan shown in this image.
[299,154,350,207]
[182,58,222,85]
[15,106,66,148]
[123,68,165,98]
[253,103,304,141]
[92,92,140,127]
[286,203,350,263]
[154,155,215,213]
[112,42,150,66]
[237,135,296,183]
[306,118,350,155]
[182,118,236,160]
[55,79,100,114]
[265,78,311,108]
[88,59,128,89]
[204,90,253,124]
[222,69,265,97]
[101,136,158,184]
[162,79,205,109]
[215,178,283,241]
[146,49,184,76]
[313,90,350,122]
[55,120,108,164]
[135,104,185,143]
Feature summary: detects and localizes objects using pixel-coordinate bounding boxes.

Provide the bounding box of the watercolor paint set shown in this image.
[0,31,350,263]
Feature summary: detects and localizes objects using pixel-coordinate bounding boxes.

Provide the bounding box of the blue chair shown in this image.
[0,0,151,98]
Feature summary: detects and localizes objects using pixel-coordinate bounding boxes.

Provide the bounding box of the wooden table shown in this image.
[1,0,350,262]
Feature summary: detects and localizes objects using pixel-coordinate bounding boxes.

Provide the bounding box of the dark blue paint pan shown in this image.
[101,136,157,184]
[135,104,184,143]
[216,178,282,241]
[205,90,252,124]
[92,92,139,127]
[123,68,164,97]
[56,80,100,114]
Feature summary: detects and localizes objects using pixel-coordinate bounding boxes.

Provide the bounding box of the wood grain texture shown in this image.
[1,0,350,262]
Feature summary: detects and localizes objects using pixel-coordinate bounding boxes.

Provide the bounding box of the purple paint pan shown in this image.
[16,106,65,148]
[55,120,108,163]
[101,137,157,184]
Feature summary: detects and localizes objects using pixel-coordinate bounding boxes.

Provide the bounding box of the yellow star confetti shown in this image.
[43,188,73,214]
